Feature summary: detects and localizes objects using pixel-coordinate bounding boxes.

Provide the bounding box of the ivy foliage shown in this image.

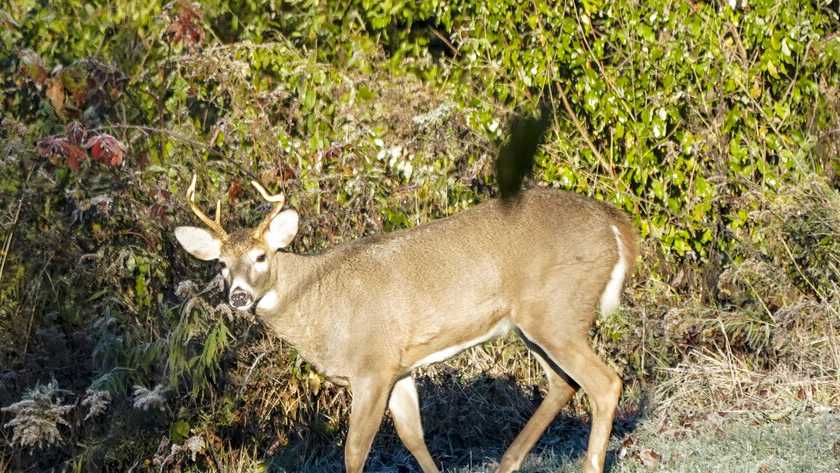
[4,0,838,259]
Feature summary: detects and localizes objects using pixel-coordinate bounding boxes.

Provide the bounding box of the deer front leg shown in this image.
[389,376,440,473]
[345,375,392,473]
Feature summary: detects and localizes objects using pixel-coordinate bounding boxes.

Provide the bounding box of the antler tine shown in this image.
[250,180,286,205]
[186,173,228,240]
[251,180,286,238]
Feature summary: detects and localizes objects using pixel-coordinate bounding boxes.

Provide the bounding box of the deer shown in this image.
[174,172,638,473]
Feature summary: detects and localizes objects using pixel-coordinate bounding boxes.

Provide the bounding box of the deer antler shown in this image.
[186,174,228,240]
[250,180,286,238]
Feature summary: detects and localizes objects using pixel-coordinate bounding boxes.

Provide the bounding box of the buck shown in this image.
[175,174,637,473]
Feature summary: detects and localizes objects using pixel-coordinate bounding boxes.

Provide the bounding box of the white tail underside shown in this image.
[599,225,627,317]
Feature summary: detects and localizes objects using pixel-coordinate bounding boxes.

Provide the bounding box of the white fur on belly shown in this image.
[411,319,512,369]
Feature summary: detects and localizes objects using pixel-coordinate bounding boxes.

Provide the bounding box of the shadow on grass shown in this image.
[262,370,643,472]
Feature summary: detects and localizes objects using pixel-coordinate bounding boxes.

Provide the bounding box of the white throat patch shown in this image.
[256,289,280,312]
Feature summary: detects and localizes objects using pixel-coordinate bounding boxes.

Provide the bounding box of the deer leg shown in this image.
[388,376,440,473]
[345,376,391,473]
[497,356,578,473]
[517,328,621,473]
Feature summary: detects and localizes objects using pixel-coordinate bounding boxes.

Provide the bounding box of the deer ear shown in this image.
[175,226,222,261]
[263,209,299,251]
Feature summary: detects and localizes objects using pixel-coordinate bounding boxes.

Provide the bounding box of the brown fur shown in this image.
[186,188,638,473]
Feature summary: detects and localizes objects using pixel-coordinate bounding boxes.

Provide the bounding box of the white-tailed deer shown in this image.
[175,174,637,473]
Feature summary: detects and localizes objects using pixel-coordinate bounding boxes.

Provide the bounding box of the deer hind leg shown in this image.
[345,376,392,473]
[388,376,440,473]
[515,326,621,473]
[497,352,578,473]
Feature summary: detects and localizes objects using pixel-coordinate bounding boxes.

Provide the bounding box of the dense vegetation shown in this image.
[1,0,838,471]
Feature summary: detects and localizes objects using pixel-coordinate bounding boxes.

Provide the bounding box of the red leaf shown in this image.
[61,142,87,171]
[36,136,92,171]
[36,136,67,159]
[84,133,126,167]
[227,180,242,203]
[165,1,205,49]
[66,151,81,171]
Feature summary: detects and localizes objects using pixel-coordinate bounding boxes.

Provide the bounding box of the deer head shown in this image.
[174,174,299,311]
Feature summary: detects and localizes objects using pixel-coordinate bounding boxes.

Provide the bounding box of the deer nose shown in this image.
[230,288,253,309]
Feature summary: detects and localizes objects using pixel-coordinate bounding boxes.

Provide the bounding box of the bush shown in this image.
[1,0,838,471]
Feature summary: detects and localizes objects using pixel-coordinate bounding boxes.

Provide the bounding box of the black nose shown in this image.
[230,289,253,308]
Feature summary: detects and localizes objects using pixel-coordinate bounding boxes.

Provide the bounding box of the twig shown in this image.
[115,230,156,250]
[91,124,222,156]
[90,124,260,183]
[239,351,268,397]
[204,432,223,473]
[554,83,615,179]
[743,277,776,322]
[22,255,53,357]
[570,2,635,120]
[159,41,171,160]
[778,237,825,302]
[782,39,810,100]
[716,319,743,398]
[430,27,459,58]
[0,198,23,284]
[726,21,749,66]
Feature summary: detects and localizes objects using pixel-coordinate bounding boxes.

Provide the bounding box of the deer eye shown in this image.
[255,253,267,263]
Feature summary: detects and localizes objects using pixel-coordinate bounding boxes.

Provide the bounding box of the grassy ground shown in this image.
[442,413,840,473]
[211,380,839,473]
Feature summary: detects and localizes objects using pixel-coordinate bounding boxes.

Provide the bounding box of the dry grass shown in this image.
[657,348,838,420]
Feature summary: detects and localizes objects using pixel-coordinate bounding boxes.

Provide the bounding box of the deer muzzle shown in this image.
[229,288,254,310]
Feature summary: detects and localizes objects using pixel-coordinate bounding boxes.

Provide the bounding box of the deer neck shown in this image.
[254,250,334,367]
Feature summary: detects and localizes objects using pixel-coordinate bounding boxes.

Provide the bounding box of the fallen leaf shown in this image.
[46,78,66,118]
[618,435,636,459]
[638,447,661,470]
